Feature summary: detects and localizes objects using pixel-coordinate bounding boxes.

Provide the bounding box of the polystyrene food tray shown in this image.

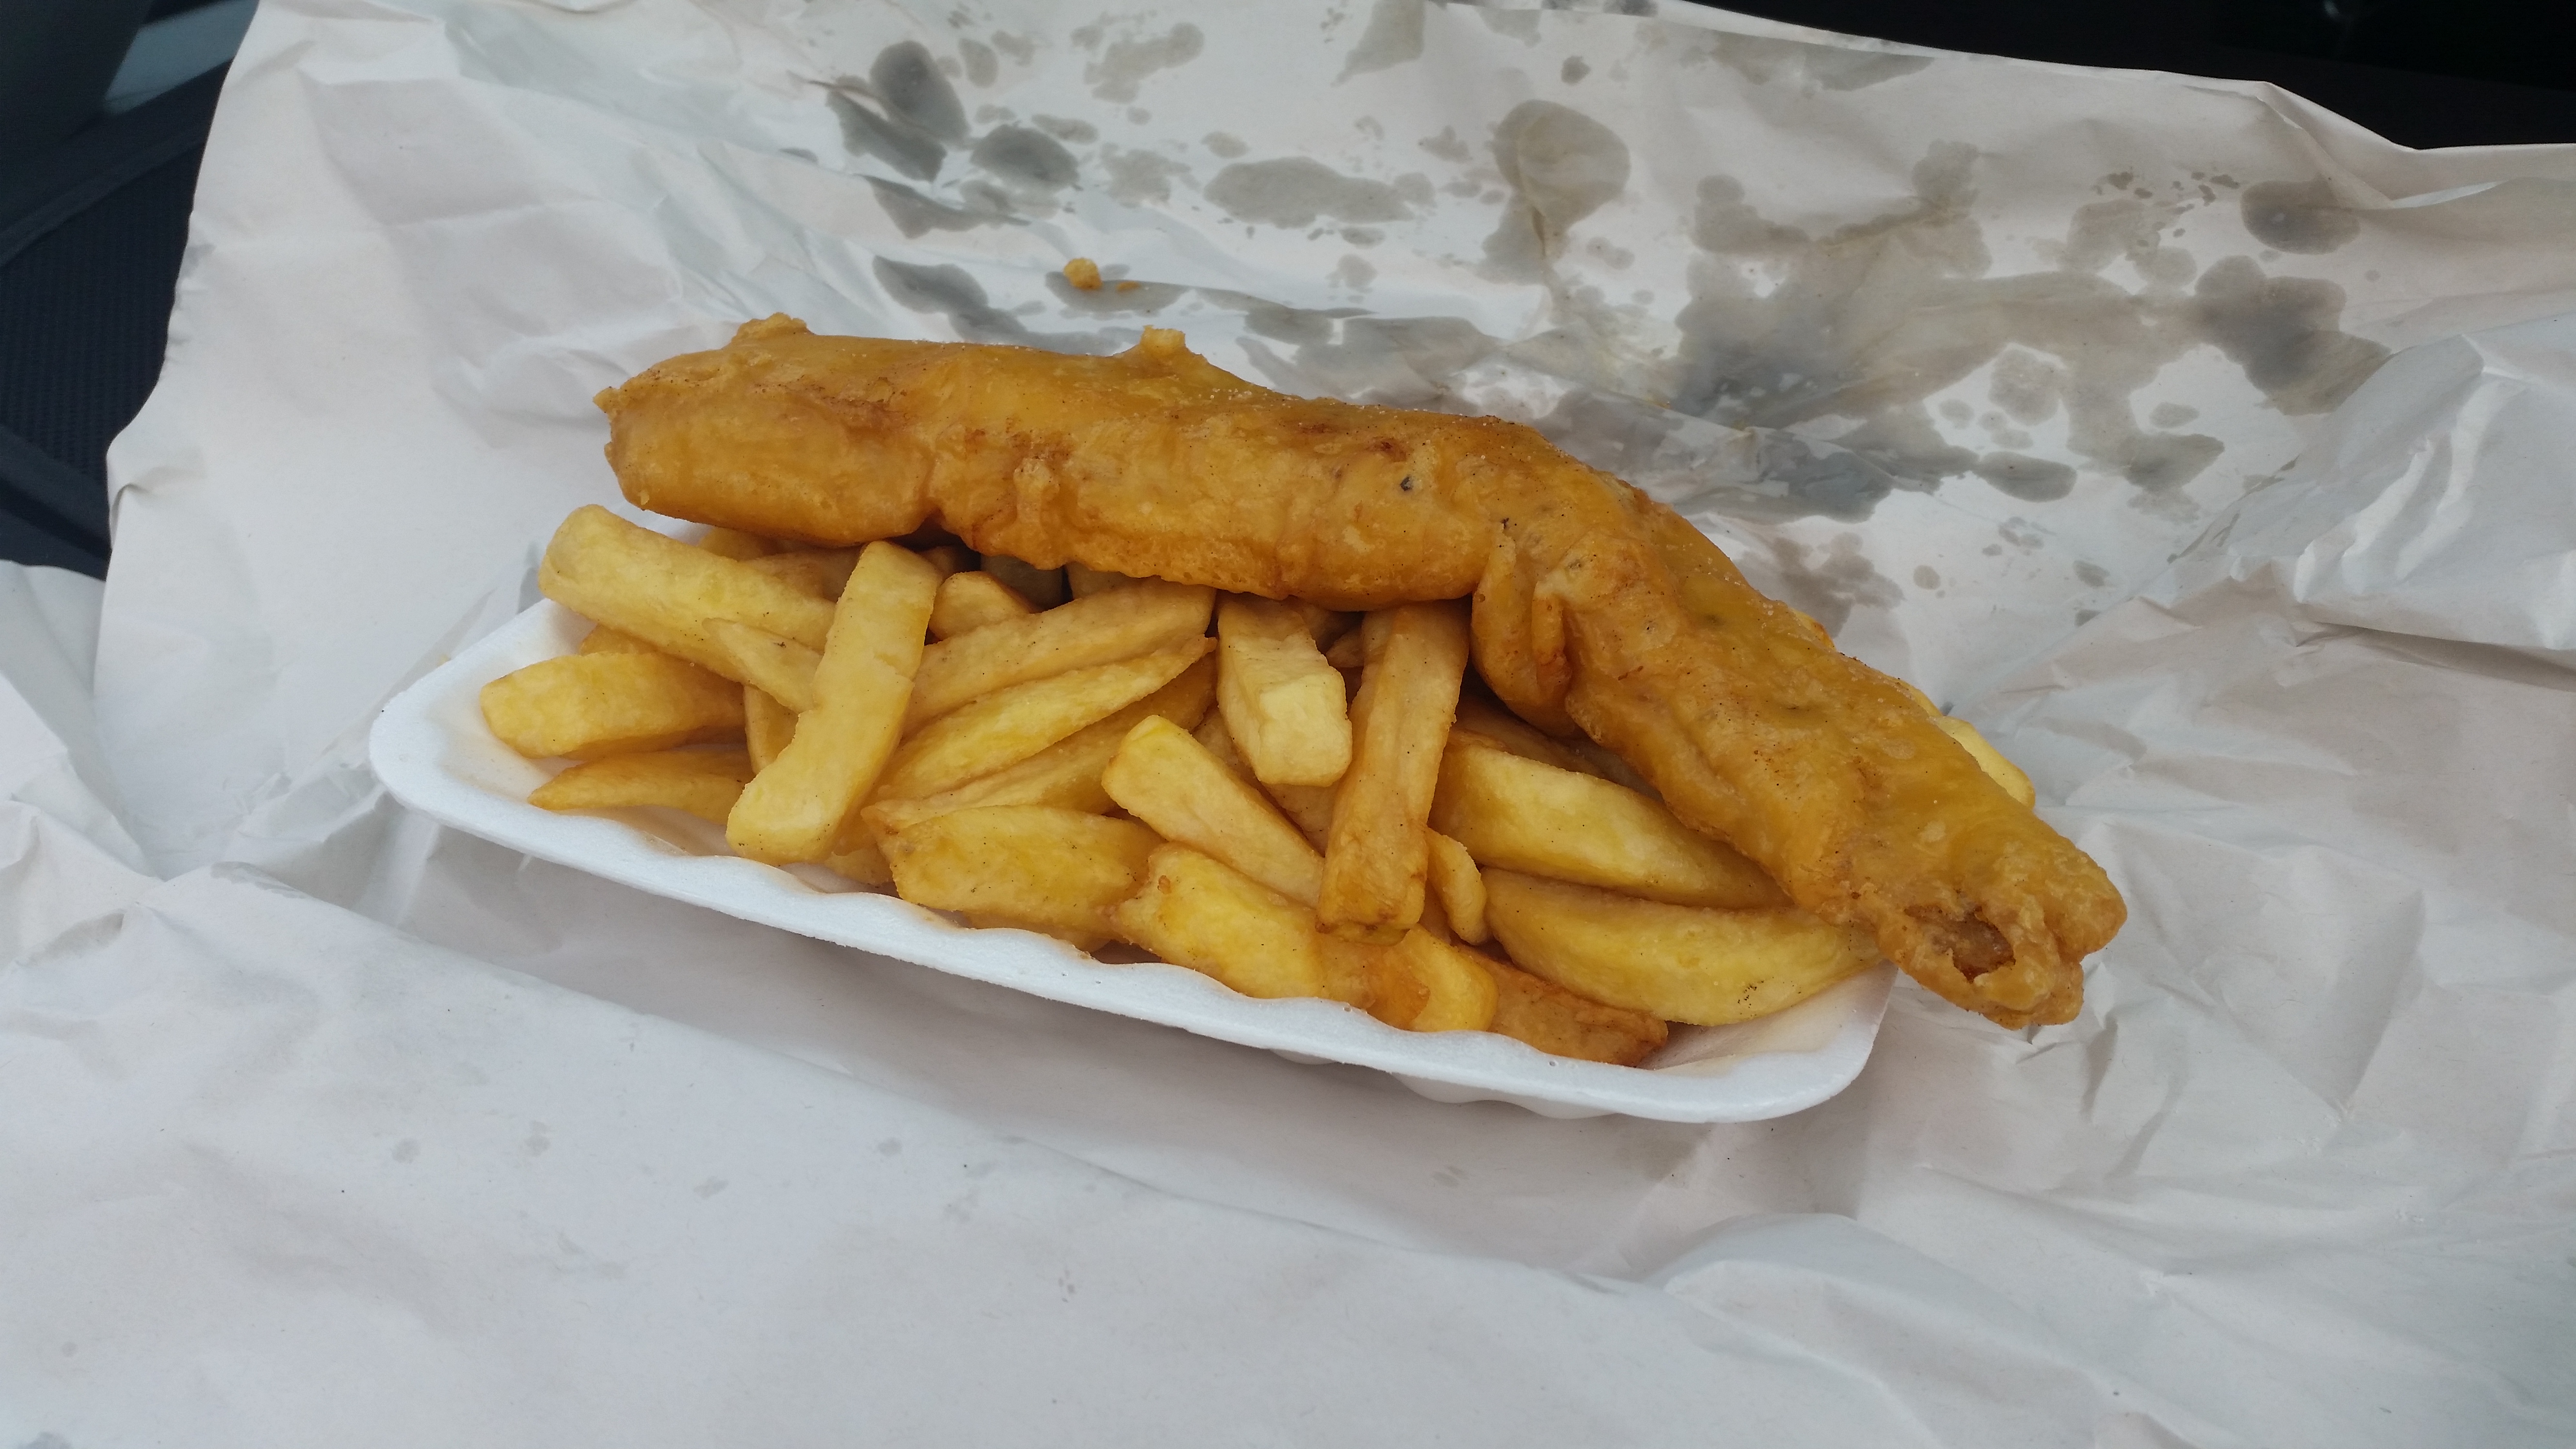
[369,599,1896,1121]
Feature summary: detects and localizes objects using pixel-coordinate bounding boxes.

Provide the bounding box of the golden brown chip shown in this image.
[1101,714,1323,905]
[1430,739,1785,909]
[539,505,835,673]
[529,747,757,824]
[907,579,1214,728]
[876,639,1212,802]
[1317,601,1470,939]
[1478,950,1668,1066]
[481,652,743,760]
[886,806,1161,950]
[1111,845,1372,1005]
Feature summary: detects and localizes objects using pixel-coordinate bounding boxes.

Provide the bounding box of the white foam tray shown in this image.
[369,600,1895,1121]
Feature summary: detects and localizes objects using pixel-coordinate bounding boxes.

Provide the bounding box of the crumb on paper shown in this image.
[1063,257,1103,290]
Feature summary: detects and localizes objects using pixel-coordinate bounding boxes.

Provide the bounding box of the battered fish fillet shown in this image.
[596,316,2124,1028]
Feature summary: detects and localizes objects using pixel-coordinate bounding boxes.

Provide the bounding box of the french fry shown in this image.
[480,652,743,760]
[725,542,942,864]
[916,543,974,577]
[1322,628,1366,672]
[906,579,1215,728]
[862,657,1215,837]
[540,506,836,673]
[743,686,796,773]
[1217,595,1352,788]
[1368,927,1497,1033]
[825,837,894,886]
[707,619,821,712]
[1111,845,1372,1005]
[1192,713,1335,847]
[1478,951,1668,1066]
[1101,715,1323,905]
[1430,739,1786,909]
[529,748,757,824]
[885,806,1161,950]
[696,527,777,560]
[981,555,1067,609]
[1067,563,1141,596]
[1317,600,1471,939]
[1424,830,1488,944]
[743,547,861,599]
[1293,601,1359,651]
[1450,692,1599,775]
[876,639,1213,802]
[930,570,1037,639]
[1482,869,1879,1026]
[1933,715,2037,806]
[577,625,660,655]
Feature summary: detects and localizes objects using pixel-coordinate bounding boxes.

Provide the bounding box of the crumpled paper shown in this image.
[3,0,2572,1443]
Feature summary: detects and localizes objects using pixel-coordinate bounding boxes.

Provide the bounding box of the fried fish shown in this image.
[595,316,2124,1027]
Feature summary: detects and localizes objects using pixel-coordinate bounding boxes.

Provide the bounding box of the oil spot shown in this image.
[2150,401,2200,427]
[874,41,966,142]
[1419,126,1470,163]
[1762,533,1903,634]
[2190,257,2389,413]
[524,1122,551,1156]
[1982,543,2003,556]
[1976,452,2076,501]
[2074,561,2110,586]
[877,1138,903,1156]
[1562,56,1591,84]
[959,37,998,88]
[2241,178,2360,254]
[1204,131,1247,159]
[1479,7,1541,43]
[1101,146,1190,206]
[991,31,1034,64]
[1341,225,1384,247]
[972,126,1079,191]
[1211,292,1497,407]
[876,258,1113,352]
[694,1176,728,1198]
[392,1139,419,1163]
[827,88,944,181]
[865,176,1014,237]
[780,146,815,162]
[1938,398,1973,425]
[1339,0,1425,81]
[1481,100,1631,282]
[1332,254,1378,289]
[1914,565,1940,588]
[2075,608,2100,626]
[1085,21,1204,103]
[1206,158,1410,227]
[1033,114,1098,144]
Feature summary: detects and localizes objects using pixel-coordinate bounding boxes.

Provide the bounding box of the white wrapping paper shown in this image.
[5,0,2575,1442]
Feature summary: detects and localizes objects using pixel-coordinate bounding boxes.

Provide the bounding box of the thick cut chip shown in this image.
[707,620,821,712]
[481,652,743,760]
[725,542,942,865]
[1449,693,1597,775]
[1377,928,1498,1033]
[1293,602,1359,650]
[907,579,1214,728]
[744,548,860,599]
[1478,952,1668,1066]
[930,571,1037,639]
[743,686,796,773]
[916,543,973,577]
[1111,845,1370,1005]
[1066,563,1142,596]
[1192,713,1334,847]
[697,527,777,560]
[1483,869,1880,1026]
[876,639,1212,802]
[885,806,1162,950]
[864,657,1215,837]
[1431,740,1786,909]
[540,506,836,673]
[1102,715,1323,905]
[825,837,894,886]
[1318,601,1471,939]
[529,747,757,824]
[981,555,1067,609]
[577,626,660,656]
[1934,715,2037,806]
[1423,830,1489,944]
[1217,595,1353,788]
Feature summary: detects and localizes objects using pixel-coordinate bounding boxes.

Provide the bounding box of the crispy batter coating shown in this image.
[596,316,2125,1026]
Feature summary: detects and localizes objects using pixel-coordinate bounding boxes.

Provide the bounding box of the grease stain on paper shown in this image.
[1077,20,1205,103]
[878,258,1114,351]
[1207,158,1412,227]
[1340,0,1425,80]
